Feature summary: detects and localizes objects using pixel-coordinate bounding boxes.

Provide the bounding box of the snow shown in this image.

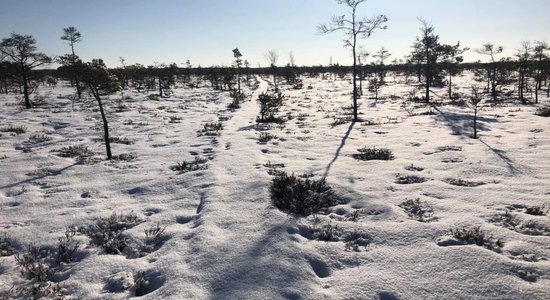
[1,73,549,299]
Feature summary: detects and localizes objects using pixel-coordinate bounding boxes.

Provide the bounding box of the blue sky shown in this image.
[1,0,548,67]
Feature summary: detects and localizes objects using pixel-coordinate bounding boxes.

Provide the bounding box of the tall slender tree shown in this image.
[318,0,388,122]
[0,33,51,108]
[532,41,548,103]
[80,59,119,160]
[232,48,243,92]
[516,41,531,104]
[61,26,83,99]
[265,50,279,90]
[475,43,503,102]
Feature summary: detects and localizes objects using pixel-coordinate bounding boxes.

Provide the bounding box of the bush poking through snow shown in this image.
[343,232,371,252]
[198,122,223,136]
[57,228,80,264]
[313,222,340,241]
[525,205,548,216]
[535,106,550,117]
[435,145,462,152]
[270,172,337,216]
[85,212,142,254]
[399,198,434,222]
[352,147,394,161]
[445,178,486,187]
[144,223,166,249]
[0,233,18,256]
[55,145,93,158]
[28,134,52,144]
[133,271,152,296]
[395,174,428,184]
[15,244,55,282]
[258,132,277,144]
[109,137,134,145]
[450,226,503,251]
[228,90,246,109]
[257,91,284,123]
[404,164,424,171]
[170,156,208,173]
[0,125,26,134]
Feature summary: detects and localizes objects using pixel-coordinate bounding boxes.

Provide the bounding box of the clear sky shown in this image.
[1,0,549,68]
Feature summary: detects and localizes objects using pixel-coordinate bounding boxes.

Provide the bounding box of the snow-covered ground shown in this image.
[0,73,549,299]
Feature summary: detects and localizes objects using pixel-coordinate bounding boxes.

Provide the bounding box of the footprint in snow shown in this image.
[309,258,330,278]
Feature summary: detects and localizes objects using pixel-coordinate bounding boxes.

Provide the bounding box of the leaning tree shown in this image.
[80,59,119,159]
[318,0,388,122]
[0,33,51,108]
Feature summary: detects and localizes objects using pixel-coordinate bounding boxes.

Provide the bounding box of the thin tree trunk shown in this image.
[22,70,31,109]
[352,34,358,122]
[92,89,112,159]
[473,110,477,139]
[448,71,452,99]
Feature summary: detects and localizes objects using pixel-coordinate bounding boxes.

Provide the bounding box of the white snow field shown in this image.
[0,73,549,299]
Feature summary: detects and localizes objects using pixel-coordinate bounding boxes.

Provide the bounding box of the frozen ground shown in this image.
[0,73,549,299]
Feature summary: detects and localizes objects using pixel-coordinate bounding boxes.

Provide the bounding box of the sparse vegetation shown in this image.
[313,222,340,241]
[171,156,208,173]
[198,122,223,136]
[405,164,424,171]
[55,145,93,158]
[84,212,142,254]
[445,178,486,187]
[399,198,434,222]
[270,172,337,216]
[525,205,548,216]
[257,91,284,123]
[0,233,18,256]
[450,226,503,251]
[258,132,277,144]
[144,223,166,249]
[0,125,27,134]
[395,174,428,184]
[57,227,80,264]
[352,147,394,161]
[535,106,550,117]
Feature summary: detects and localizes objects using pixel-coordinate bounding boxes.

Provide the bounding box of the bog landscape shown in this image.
[0,0,549,299]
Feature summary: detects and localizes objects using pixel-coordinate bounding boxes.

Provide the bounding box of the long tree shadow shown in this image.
[478,138,523,176]
[206,219,316,299]
[431,105,498,137]
[322,121,355,180]
[0,162,80,190]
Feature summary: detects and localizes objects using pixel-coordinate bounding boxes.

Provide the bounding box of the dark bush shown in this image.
[257,91,284,123]
[170,156,208,174]
[450,226,503,251]
[535,106,550,117]
[352,147,394,161]
[270,172,337,216]
[399,198,434,222]
[0,125,26,134]
[85,212,142,254]
[395,174,428,184]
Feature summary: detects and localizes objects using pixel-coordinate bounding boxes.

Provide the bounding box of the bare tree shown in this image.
[0,33,52,108]
[475,43,503,102]
[265,50,279,90]
[318,0,388,122]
